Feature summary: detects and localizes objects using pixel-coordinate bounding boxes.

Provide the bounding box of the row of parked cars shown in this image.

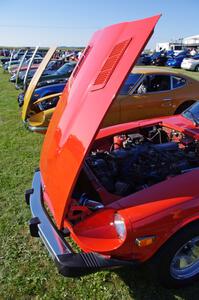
[3,15,199,289]
[142,49,199,71]
[2,46,199,134]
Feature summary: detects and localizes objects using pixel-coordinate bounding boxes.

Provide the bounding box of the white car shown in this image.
[181,55,199,71]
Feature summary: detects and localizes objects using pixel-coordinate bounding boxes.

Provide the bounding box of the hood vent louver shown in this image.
[92,38,132,91]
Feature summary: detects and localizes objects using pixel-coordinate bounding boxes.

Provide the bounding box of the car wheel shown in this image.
[152,223,199,288]
[174,101,195,114]
[195,65,199,72]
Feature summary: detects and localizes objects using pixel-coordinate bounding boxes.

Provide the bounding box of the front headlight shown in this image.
[37,96,59,111]
[46,79,56,84]
[114,213,126,241]
[33,93,40,98]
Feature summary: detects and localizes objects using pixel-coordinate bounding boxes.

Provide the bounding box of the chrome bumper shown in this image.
[28,125,47,133]
[26,170,137,277]
[23,121,47,133]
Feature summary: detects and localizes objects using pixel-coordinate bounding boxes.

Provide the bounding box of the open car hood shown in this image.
[40,15,161,228]
[22,46,57,121]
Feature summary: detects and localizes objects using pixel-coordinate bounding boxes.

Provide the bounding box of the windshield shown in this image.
[46,61,54,69]
[182,102,199,125]
[19,69,36,78]
[119,73,142,95]
[175,51,188,58]
[55,63,76,75]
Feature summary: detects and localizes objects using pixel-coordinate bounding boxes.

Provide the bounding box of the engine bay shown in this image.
[70,124,199,222]
[86,125,199,196]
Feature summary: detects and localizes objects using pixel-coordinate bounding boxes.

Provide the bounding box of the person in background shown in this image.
[77,51,82,59]
[190,48,197,56]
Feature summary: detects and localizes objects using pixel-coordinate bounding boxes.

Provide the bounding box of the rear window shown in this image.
[119,73,142,95]
[172,76,186,89]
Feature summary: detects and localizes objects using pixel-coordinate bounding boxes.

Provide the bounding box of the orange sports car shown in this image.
[27,15,199,288]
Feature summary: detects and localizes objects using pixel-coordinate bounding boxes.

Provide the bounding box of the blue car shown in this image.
[166,51,190,68]
[166,49,174,57]
[18,81,66,107]
[141,54,152,65]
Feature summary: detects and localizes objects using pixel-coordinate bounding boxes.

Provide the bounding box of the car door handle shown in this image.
[163,98,172,101]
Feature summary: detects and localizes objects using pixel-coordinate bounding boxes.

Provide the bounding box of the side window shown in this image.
[136,75,171,94]
[147,75,171,92]
[172,76,186,89]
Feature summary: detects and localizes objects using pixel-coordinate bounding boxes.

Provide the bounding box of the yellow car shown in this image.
[22,50,199,133]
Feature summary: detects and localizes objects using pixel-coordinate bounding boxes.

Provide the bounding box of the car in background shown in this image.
[166,49,174,57]
[3,54,41,71]
[3,59,21,70]
[17,81,66,107]
[0,49,10,56]
[10,59,43,83]
[9,54,43,73]
[16,59,68,89]
[37,61,76,85]
[27,16,199,288]
[181,54,199,71]
[10,67,38,84]
[0,57,10,65]
[10,57,43,75]
[166,51,190,68]
[151,51,168,66]
[141,53,152,65]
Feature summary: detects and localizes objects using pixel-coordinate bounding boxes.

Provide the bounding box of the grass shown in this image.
[1,67,199,299]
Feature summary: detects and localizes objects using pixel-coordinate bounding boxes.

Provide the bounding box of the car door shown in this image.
[102,73,143,127]
[170,75,194,111]
[119,74,174,122]
[101,97,121,127]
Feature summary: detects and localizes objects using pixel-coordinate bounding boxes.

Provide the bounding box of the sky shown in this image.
[0,0,199,49]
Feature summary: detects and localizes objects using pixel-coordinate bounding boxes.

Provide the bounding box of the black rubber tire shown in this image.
[150,222,199,288]
[174,101,195,114]
[195,65,199,72]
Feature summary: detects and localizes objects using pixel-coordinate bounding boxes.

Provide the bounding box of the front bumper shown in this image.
[27,125,47,133]
[181,64,194,71]
[26,170,137,277]
[23,120,47,134]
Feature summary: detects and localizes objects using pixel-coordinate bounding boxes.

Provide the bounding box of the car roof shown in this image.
[131,67,197,81]
[132,66,181,75]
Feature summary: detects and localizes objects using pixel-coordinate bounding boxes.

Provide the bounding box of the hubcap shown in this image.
[170,236,199,280]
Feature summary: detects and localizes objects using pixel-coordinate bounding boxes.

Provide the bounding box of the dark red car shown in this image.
[26,15,199,288]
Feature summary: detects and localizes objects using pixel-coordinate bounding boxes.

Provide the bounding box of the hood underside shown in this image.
[22,46,57,121]
[40,15,161,228]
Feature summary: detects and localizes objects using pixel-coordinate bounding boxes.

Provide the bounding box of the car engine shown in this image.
[86,126,199,196]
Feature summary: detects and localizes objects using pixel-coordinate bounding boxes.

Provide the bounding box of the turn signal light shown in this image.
[135,235,156,247]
